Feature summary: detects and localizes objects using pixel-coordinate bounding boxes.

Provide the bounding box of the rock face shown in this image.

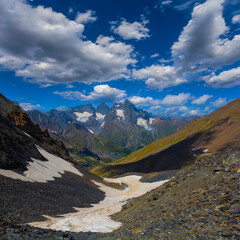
[99,99,155,149]
[0,114,45,170]
[0,93,71,169]
[27,110,63,134]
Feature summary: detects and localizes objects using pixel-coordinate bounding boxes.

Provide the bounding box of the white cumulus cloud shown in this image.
[191,94,213,105]
[56,105,67,111]
[179,106,188,112]
[211,97,227,107]
[205,67,240,88]
[111,19,150,40]
[128,96,160,106]
[172,0,240,72]
[0,0,135,85]
[132,65,186,91]
[232,14,240,24]
[75,10,96,23]
[20,103,41,111]
[150,53,159,58]
[160,93,191,106]
[162,0,173,5]
[54,84,127,102]
[188,109,200,116]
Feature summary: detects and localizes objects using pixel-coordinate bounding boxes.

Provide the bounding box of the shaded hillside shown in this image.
[0,93,123,229]
[151,116,195,139]
[0,93,72,164]
[92,97,240,177]
[0,114,46,170]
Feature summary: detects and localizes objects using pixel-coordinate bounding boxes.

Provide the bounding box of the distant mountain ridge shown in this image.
[27,99,193,168]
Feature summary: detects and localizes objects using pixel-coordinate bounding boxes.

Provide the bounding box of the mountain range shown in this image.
[27,99,193,168]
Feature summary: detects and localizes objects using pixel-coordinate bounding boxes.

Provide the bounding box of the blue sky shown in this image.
[0,0,240,117]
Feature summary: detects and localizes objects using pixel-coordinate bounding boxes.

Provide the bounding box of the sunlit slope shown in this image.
[91,97,240,177]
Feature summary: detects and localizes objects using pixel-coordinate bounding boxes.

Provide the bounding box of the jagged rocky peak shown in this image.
[111,99,151,124]
[46,109,73,128]
[0,93,20,117]
[113,99,137,111]
[71,104,95,113]
[96,103,109,115]
[27,110,63,134]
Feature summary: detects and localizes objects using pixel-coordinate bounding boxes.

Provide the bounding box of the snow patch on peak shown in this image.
[116,109,125,121]
[149,118,155,125]
[101,121,105,128]
[137,118,151,131]
[74,112,93,122]
[96,113,105,121]
[87,128,94,134]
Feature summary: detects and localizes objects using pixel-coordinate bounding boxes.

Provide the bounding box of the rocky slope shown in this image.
[1,144,239,240]
[0,93,123,237]
[109,144,240,239]
[0,93,72,169]
[92,97,240,177]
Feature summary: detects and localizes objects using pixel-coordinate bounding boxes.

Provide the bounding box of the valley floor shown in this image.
[1,145,239,240]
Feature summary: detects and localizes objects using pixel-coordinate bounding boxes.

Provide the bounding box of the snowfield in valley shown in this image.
[29,175,169,233]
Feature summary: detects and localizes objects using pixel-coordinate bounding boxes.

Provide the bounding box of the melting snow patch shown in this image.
[0,146,83,183]
[87,128,94,134]
[137,118,151,131]
[149,118,155,125]
[23,131,32,138]
[29,175,170,233]
[96,113,105,121]
[74,112,93,122]
[192,148,210,157]
[116,109,125,121]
